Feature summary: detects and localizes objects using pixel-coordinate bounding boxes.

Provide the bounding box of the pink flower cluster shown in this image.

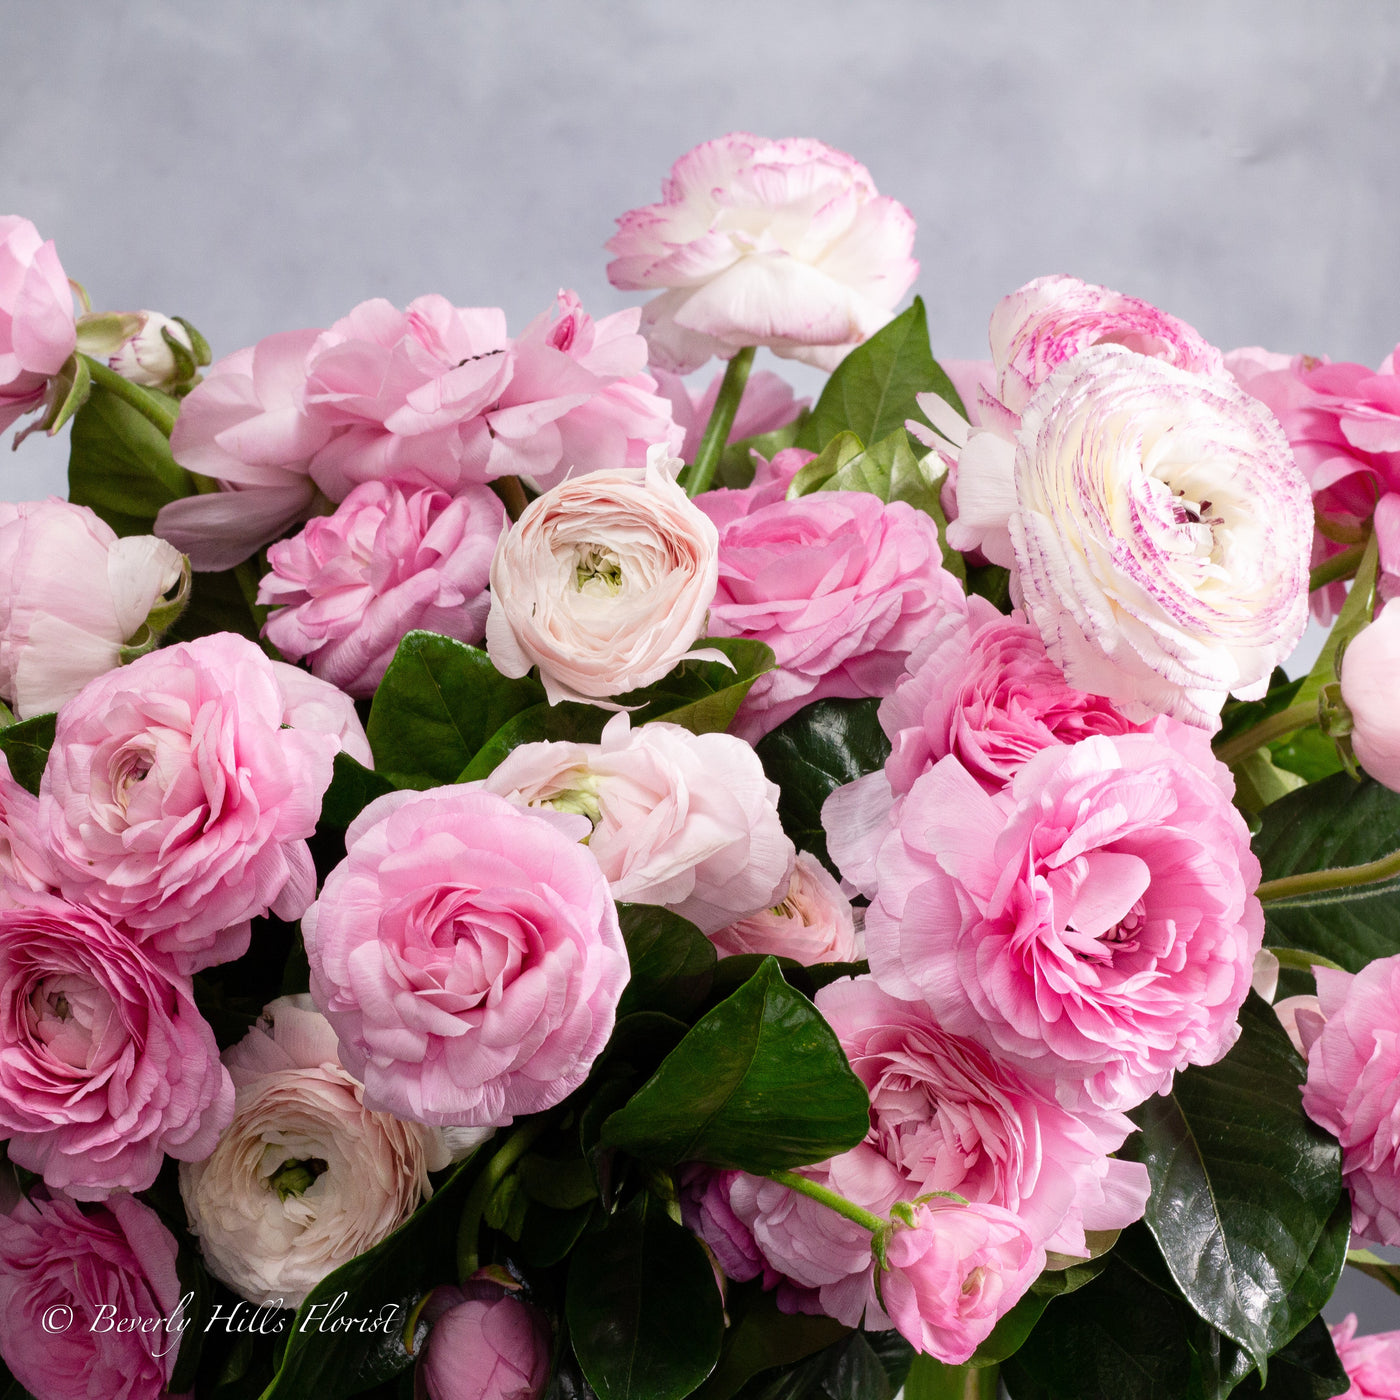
[0,216,76,434]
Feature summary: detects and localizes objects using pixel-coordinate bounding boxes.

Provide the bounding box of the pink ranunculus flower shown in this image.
[180,996,452,1306]
[272,660,375,769]
[879,1199,1045,1365]
[0,216,76,434]
[304,787,629,1127]
[651,366,808,464]
[155,328,333,571]
[679,1167,779,1289]
[816,977,1149,1258]
[1340,598,1400,791]
[41,632,340,974]
[865,733,1263,1113]
[1331,1314,1400,1400]
[420,1286,552,1400]
[710,851,860,963]
[0,751,53,892]
[485,446,721,705]
[0,498,188,719]
[1009,345,1311,727]
[259,479,504,697]
[0,885,233,1199]
[607,133,917,373]
[1299,958,1400,1246]
[689,446,815,531]
[0,1188,187,1400]
[700,490,965,742]
[482,713,794,935]
[1228,344,1400,619]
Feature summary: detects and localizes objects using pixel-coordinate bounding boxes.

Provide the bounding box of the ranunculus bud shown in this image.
[0,498,189,718]
[419,1286,551,1400]
[76,309,208,392]
[485,445,721,704]
[0,216,76,434]
[1340,598,1400,791]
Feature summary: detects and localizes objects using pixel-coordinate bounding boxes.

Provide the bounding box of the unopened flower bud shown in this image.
[76,309,209,392]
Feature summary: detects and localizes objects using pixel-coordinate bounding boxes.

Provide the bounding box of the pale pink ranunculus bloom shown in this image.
[700,490,965,742]
[180,995,452,1307]
[0,1188,186,1400]
[651,366,808,464]
[865,733,1263,1114]
[0,885,232,1200]
[1009,346,1311,727]
[0,216,76,434]
[0,750,54,892]
[816,977,1149,1258]
[304,787,629,1128]
[0,498,187,719]
[482,713,794,935]
[271,659,375,769]
[485,447,721,705]
[607,133,917,373]
[1228,344,1400,620]
[1340,598,1400,791]
[259,479,504,697]
[1331,1314,1400,1400]
[420,1287,552,1400]
[41,632,340,974]
[879,1199,1045,1365]
[690,446,815,531]
[709,851,858,963]
[1299,959,1400,1246]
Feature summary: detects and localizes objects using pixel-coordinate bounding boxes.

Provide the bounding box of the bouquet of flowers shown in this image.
[0,132,1397,1400]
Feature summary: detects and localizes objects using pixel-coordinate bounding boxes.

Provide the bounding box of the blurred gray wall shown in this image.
[3,0,1398,1337]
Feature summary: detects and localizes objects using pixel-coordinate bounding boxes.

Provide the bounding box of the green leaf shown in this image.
[619,638,778,735]
[798,299,962,452]
[1123,994,1343,1372]
[168,567,262,647]
[367,632,545,787]
[786,432,866,497]
[730,1332,897,1400]
[1268,728,1345,785]
[971,1254,1110,1367]
[67,381,194,536]
[1231,1317,1349,1399]
[691,1286,849,1400]
[319,752,397,828]
[0,713,55,795]
[616,904,717,1022]
[755,698,891,875]
[566,1191,724,1400]
[1254,772,1400,970]
[905,1355,999,1400]
[1347,1247,1400,1296]
[457,701,609,782]
[1292,531,1378,717]
[601,957,870,1172]
[714,417,809,490]
[259,1148,483,1399]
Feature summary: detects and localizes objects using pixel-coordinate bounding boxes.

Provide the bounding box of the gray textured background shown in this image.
[3,0,1398,1339]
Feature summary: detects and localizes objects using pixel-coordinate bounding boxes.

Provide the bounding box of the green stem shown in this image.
[81,355,177,437]
[1213,701,1317,768]
[686,346,756,498]
[456,1119,551,1277]
[766,1169,886,1235]
[493,476,530,523]
[1257,845,1400,904]
[1310,541,1368,593]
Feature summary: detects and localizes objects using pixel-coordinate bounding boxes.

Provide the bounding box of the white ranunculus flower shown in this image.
[484,445,721,705]
[1008,345,1311,727]
[179,996,479,1307]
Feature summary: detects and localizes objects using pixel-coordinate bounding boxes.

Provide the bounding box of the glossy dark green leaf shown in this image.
[618,637,778,735]
[616,904,717,1021]
[601,958,870,1172]
[755,698,891,875]
[1124,994,1343,1371]
[456,701,609,781]
[367,632,545,787]
[691,1286,848,1400]
[1231,1317,1349,1399]
[566,1191,724,1400]
[259,1148,483,1399]
[731,1332,896,1400]
[0,713,55,796]
[799,299,963,452]
[167,567,262,647]
[1254,771,1400,971]
[517,1199,595,1268]
[970,1253,1110,1366]
[67,382,194,535]
[319,752,396,828]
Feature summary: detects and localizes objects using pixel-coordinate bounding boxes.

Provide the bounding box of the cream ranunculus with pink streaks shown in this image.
[0,216,76,433]
[485,447,721,705]
[259,479,504,696]
[180,996,453,1306]
[0,498,187,719]
[864,733,1263,1113]
[709,852,858,963]
[1010,345,1311,726]
[1298,958,1400,1246]
[700,489,964,742]
[482,713,794,935]
[0,1188,187,1400]
[607,133,917,373]
[0,885,233,1200]
[40,633,340,974]
[304,787,629,1128]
